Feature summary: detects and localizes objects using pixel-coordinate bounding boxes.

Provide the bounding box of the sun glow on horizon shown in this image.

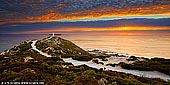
[53,26,170,31]
[10,26,170,34]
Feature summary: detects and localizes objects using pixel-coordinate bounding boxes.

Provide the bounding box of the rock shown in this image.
[92,59,99,64]
[98,78,108,85]
[106,63,117,67]
[102,58,108,61]
[24,56,34,63]
[99,62,104,65]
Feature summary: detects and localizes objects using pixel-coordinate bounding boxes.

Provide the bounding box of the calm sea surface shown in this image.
[0,31,170,59]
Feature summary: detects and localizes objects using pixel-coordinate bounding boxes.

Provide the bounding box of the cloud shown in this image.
[0,18,170,34]
[0,0,170,23]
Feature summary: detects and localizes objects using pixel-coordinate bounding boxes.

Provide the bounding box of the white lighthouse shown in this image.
[52,32,55,37]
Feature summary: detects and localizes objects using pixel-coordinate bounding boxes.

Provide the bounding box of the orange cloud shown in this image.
[24,4,170,22]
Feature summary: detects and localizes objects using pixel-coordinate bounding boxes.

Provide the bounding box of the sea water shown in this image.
[0,31,170,59]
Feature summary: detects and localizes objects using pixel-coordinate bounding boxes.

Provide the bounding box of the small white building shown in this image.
[52,33,55,37]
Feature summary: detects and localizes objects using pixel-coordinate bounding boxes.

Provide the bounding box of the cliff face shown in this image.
[36,36,94,61]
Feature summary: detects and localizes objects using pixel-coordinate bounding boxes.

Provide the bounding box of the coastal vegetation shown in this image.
[88,49,170,77]
[36,37,93,61]
[120,58,170,76]
[0,37,170,85]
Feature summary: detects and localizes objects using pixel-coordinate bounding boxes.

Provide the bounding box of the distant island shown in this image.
[0,35,170,85]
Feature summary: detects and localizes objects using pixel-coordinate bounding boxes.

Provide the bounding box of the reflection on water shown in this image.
[0,31,170,58]
[63,34,170,59]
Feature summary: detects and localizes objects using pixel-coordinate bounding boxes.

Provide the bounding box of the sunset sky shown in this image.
[0,0,170,34]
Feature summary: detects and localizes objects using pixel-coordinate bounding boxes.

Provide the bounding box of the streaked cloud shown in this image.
[58,13,170,22]
[0,0,170,23]
[0,18,170,34]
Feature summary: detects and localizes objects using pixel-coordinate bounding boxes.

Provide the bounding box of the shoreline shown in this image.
[1,42,170,60]
[62,57,170,81]
[0,34,170,59]
[30,39,170,81]
[1,35,170,84]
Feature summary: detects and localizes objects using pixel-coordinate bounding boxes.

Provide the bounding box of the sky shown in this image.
[0,0,170,34]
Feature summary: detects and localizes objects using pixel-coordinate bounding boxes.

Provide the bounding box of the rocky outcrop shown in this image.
[98,78,108,85]
[36,36,94,61]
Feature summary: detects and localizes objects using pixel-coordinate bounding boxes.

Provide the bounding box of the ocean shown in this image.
[0,31,170,59]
